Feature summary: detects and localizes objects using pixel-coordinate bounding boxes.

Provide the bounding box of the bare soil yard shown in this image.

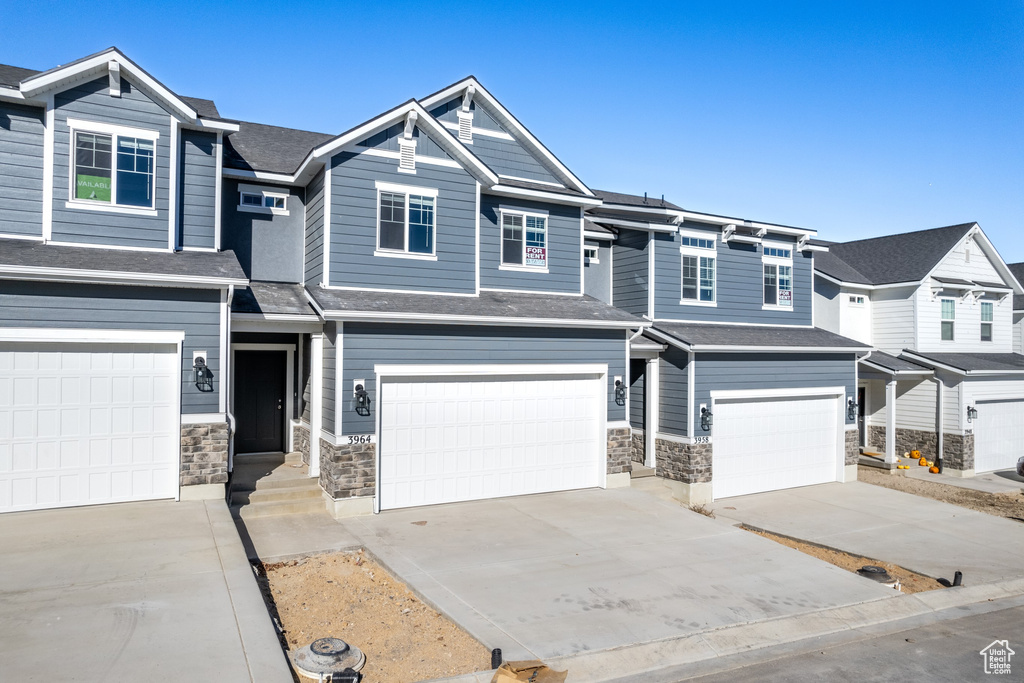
[858,466,1024,523]
[254,550,489,683]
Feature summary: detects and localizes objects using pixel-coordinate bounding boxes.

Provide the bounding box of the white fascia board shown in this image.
[487,184,602,207]
[724,233,762,245]
[181,119,240,133]
[0,264,247,288]
[642,327,691,351]
[898,352,966,375]
[318,309,644,329]
[309,100,498,187]
[583,230,615,241]
[689,344,870,353]
[673,210,816,237]
[813,270,920,291]
[596,202,677,218]
[231,312,321,323]
[0,327,184,344]
[375,362,608,378]
[420,78,594,197]
[804,244,829,252]
[859,359,933,377]
[20,49,197,122]
[711,386,846,400]
[221,167,300,185]
[591,216,677,233]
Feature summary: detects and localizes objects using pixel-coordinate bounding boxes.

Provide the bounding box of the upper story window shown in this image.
[679,232,716,304]
[848,295,865,305]
[763,242,794,309]
[238,184,289,216]
[501,210,547,271]
[70,120,159,211]
[374,181,437,259]
[940,298,955,341]
[583,246,599,264]
[981,301,993,342]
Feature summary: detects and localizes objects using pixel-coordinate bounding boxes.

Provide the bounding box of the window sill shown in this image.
[374,249,437,261]
[762,304,795,312]
[500,263,549,274]
[238,205,289,216]
[65,201,158,217]
[678,299,717,307]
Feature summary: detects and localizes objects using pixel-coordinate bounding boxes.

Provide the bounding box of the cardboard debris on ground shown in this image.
[491,660,568,683]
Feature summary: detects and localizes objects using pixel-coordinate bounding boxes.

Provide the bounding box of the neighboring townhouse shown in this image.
[814,223,1024,476]
[585,193,870,505]
[0,48,643,516]
[1007,262,1024,354]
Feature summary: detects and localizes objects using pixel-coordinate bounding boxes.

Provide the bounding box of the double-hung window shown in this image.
[680,233,716,304]
[940,298,955,341]
[981,301,993,342]
[501,211,547,270]
[375,181,437,258]
[763,243,794,308]
[70,119,159,211]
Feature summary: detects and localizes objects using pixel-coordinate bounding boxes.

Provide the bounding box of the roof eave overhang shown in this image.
[813,270,921,290]
[583,230,615,241]
[590,216,677,233]
[859,358,933,377]
[487,184,602,207]
[0,266,247,289]
[309,308,645,329]
[673,209,817,238]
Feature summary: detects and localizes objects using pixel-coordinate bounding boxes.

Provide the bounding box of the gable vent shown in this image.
[398,138,416,173]
[457,110,473,143]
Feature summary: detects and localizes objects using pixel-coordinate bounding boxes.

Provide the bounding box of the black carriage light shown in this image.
[192,355,213,392]
[700,405,713,431]
[967,405,978,423]
[847,397,859,421]
[353,383,371,417]
[614,377,627,405]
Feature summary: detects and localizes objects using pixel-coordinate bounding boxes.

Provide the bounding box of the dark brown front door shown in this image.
[235,350,286,454]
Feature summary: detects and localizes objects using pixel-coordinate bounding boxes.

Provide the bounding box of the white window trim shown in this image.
[66,118,160,213]
[762,249,795,311]
[374,180,439,259]
[499,208,549,272]
[848,295,865,306]
[237,183,289,216]
[980,301,993,342]
[583,246,599,264]
[679,238,717,306]
[940,297,956,341]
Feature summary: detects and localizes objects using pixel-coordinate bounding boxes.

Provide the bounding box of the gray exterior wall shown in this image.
[659,346,689,437]
[179,129,217,250]
[654,222,813,325]
[337,323,627,434]
[304,168,325,285]
[328,150,476,293]
[430,98,506,132]
[612,228,649,316]
[583,238,612,303]
[356,124,451,159]
[322,323,336,434]
[479,195,580,294]
[222,179,305,283]
[52,77,172,249]
[0,101,44,237]
[0,280,222,413]
[629,358,645,429]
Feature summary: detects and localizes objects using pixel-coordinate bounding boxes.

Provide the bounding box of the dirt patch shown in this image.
[743,526,944,594]
[858,466,1024,523]
[254,550,490,683]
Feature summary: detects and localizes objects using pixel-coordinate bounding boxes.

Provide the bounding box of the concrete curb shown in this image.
[423,578,1024,683]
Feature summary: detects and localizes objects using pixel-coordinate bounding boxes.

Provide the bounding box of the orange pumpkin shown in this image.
[918,457,928,466]
[929,466,940,474]
[911,450,921,458]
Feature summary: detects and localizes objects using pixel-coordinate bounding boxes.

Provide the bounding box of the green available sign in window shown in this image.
[76,174,111,202]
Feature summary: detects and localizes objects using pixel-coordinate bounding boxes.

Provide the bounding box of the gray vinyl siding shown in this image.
[0,280,222,413]
[692,352,857,437]
[659,346,689,437]
[654,222,813,325]
[479,195,580,293]
[339,323,627,434]
[583,238,612,303]
[0,101,45,237]
[470,135,560,184]
[429,98,507,133]
[322,323,336,433]
[179,129,217,249]
[304,168,325,284]
[51,77,172,248]
[222,179,305,283]
[328,151,476,293]
[629,358,645,429]
[612,228,649,315]
[356,124,451,159]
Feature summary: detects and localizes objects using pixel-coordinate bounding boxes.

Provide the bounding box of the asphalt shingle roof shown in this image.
[592,189,682,211]
[904,352,1024,374]
[815,223,976,285]
[309,288,642,325]
[232,282,315,317]
[0,240,247,283]
[494,177,584,197]
[223,121,334,175]
[652,322,869,350]
[862,351,932,374]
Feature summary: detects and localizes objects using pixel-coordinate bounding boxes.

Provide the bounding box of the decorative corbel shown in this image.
[461,84,476,112]
[108,60,121,98]
[796,234,810,251]
[403,110,418,140]
[721,224,736,243]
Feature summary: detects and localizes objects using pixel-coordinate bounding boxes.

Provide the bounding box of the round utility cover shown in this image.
[293,637,366,678]
[856,565,893,583]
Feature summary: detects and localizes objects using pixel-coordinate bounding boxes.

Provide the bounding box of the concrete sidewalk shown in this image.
[0,499,292,682]
[714,482,1024,585]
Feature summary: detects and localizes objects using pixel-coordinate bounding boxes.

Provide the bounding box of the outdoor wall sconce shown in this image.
[353,383,371,417]
[614,377,626,406]
[967,405,978,423]
[192,355,213,392]
[847,397,859,421]
[700,405,713,431]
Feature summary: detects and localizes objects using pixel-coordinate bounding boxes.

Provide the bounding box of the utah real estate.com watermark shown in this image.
[980,640,1014,675]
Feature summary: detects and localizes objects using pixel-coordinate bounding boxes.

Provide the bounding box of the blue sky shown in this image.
[3,1,1022,257]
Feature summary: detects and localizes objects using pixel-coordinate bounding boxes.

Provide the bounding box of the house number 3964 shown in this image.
[346,435,374,445]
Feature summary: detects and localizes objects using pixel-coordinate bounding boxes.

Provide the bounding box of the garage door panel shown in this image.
[975,400,1024,473]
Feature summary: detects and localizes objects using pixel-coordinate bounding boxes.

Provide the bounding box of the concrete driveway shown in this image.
[714,482,1024,585]
[339,487,896,661]
[0,499,291,682]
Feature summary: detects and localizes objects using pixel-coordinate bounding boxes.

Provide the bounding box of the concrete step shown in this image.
[235,497,326,519]
[231,484,322,506]
[631,465,656,479]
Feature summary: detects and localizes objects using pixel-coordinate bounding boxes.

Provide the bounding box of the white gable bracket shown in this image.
[461,84,476,111]
[721,224,737,242]
[796,234,809,250]
[403,110,418,139]
[108,61,121,98]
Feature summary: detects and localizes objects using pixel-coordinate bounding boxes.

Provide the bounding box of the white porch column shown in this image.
[644,357,659,468]
[309,332,324,479]
[885,379,897,464]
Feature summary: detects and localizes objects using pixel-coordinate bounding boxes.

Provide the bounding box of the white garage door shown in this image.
[0,343,179,513]
[713,394,840,499]
[379,374,603,510]
[974,400,1024,473]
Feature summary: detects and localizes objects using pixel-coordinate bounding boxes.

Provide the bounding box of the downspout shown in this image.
[225,284,235,474]
[932,375,944,473]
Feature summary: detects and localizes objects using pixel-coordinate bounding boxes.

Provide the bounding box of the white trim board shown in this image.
[374,363,608,378]
[710,386,846,400]
[0,327,184,344]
